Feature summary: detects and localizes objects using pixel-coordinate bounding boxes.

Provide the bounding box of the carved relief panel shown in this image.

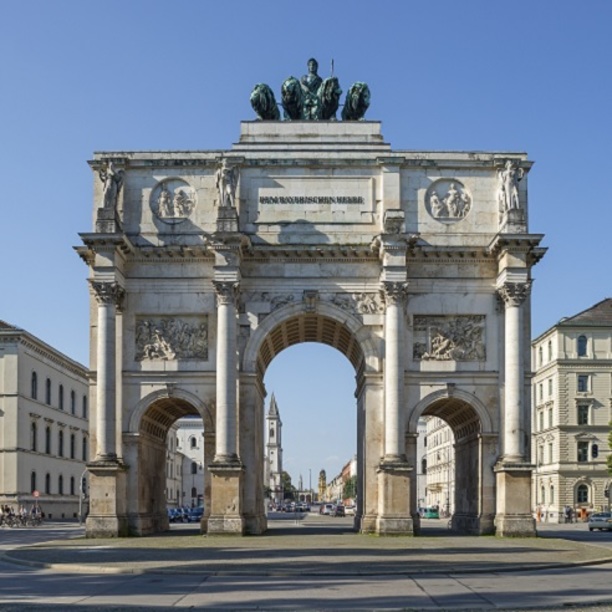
[425,179,471,223]
[150,179,197,224]
[413,315,485,361]
[135,316,208,361]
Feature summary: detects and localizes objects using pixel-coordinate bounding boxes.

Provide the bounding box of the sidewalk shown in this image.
[4,519,612,576]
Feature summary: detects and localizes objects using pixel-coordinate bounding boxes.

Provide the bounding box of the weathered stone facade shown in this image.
[77,121,545,537]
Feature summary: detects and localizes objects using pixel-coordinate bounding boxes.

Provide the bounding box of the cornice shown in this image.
[246,245,377,262]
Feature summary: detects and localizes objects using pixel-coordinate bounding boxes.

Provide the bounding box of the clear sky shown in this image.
[1,1,611,487]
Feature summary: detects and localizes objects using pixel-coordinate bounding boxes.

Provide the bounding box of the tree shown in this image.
[343,475,357,502]
[281,471,296,500]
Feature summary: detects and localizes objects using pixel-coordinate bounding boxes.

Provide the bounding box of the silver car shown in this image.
[588,512,612,531]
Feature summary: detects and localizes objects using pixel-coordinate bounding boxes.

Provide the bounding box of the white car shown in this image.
[588,512,612,531]
[345,505,356,516]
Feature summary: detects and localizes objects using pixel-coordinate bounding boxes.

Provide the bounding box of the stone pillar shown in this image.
[90,280,124,460]
[495,281,536,536]
[376,281,413,535]
[202,431,215,533]
[207,279,244,535]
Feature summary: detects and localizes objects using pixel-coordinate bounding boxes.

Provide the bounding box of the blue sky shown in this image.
[1,1,610,486]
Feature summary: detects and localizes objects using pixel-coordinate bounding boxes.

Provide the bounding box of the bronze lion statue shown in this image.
[318,77,342,121]
[341,82,371,121]
[250,83,280,121]
[281,76,304,120]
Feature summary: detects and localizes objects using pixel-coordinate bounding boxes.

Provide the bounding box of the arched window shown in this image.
[421,457,427,474]
[31,421,38,452]
[550,484,555,504]
[59,385,64,410]
[577,335,588,357]
[547,340,553,361]
[70,434,76,459]
[538,346,543,366]
[45,426,51,454]
[45,473,51,494]
[31,371,38,399]
[31,471,37,493]
[58,430,64,457]
[70,476,75,496]
[58,474,64,495]
[190,436,197,449]
[45,378,52,405]
[540,485,545,504]
[70,390,76,415]
[82,395,87,419]
[191,462,198,475]
[191,486,197,498]
[577,484,589,504]
[82,436,88,461]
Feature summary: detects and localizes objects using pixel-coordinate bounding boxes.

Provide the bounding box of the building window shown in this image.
[191,486,197,498]
[577,404,589,425]
[58,474,64,495]
[540,485,545,504]
[538,346,543,366]
[71,390,76,415]
[577,375,589,393]
[538,445,544,466]
[82,436,88,461]
[190,436,197,449]
[31,422,38,451]
[31,471,37,493]
[70,434,76,459]
[538,411,544,431]
[538,383,544,402]
[45,473,51,494]
[82,395,87,419]
[31,372,38,399]
[547,340,552,362]
[550,485,555,504]
[577,335,587,357]
[576,484,589,504]
[577,441,589,462]
[547,407,553,428]
[70,476,75,496]
[547,379,553,397]
[59,385,64,410]
[45,378,52,405]
[421,457,427,474]
[191,462,197,475]
[548,442,553,464]
[45,426,51,454]
[58,430,64,457]
[269,427,274,439]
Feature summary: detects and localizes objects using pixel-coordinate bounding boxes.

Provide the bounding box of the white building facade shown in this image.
[0,321,89,519]
[423,417,455,515]
[532,298,612,522]
[174,417,206,508]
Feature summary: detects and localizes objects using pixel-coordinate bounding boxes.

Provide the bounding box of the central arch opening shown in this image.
[257,312,366,534]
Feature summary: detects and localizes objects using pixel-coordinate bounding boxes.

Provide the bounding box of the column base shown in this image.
[207,460,245,536]
[494,461,536,537]
[376,459,414,536]
[85,459,128,538]
[244,513,267,535]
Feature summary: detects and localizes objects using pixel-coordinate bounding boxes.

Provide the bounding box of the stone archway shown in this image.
[237,302,383,535]
[409,388,496,535]
[122,390,215,536]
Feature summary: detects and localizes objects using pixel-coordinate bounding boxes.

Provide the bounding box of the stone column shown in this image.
[495,281,536,536]
[90,280,124,461]
[497,281,531,462]
[212,280,240,463]
[381,281,407,461]
[208,279,244,535]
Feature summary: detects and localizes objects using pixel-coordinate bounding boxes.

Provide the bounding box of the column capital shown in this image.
[497,281,531,307]
[213,280,240,307]
[380,281,408,306]
[89,280,125,308]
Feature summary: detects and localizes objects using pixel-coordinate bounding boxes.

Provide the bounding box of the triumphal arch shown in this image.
[77,60,545,538]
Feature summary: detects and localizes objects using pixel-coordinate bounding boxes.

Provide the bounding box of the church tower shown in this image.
[265,394,283,503]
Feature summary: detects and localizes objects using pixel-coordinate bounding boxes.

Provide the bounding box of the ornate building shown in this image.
[77,59,546,538]
[423,417,455,515]
[532,298,612,522]
[0,321,89,519]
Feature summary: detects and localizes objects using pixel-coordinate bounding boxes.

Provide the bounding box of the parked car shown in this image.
[588,512,612,531]
[320,503,334,515]
[334,504,346,517]
[345,505,356,516]
[187,507,204,523]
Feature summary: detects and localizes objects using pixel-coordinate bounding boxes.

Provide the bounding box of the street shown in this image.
[0,518,611,610]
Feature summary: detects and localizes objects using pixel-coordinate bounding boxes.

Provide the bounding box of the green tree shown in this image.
[281,471,296,500]
[343,475,357,501]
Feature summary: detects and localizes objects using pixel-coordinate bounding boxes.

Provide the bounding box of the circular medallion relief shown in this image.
[425,179,471,223]
[150,179,196,225]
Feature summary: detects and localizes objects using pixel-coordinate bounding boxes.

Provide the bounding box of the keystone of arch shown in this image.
[241,300,381,375]
[407,386,494,434]
[128,387,215,434]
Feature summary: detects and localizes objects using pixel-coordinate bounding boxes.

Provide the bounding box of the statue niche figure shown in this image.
[215,159,238,208]
[99,161,124,209]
